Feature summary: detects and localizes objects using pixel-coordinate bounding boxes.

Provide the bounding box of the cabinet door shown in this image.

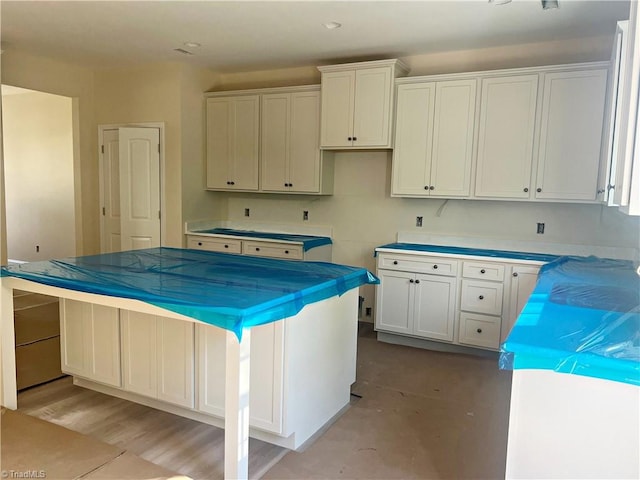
[197,322,284,433]
[375,270,414,335]
[391,83,435,196]
[289,91,321,192]
[121,310,157,399]
[320,70,355,148]
[206,97,233,189]
[157,317,194,408]
[353,67,393,147]
[261,93,290,192]
[475,75,538,198]
[504,265,540,342]
[430,80,477,197]
[206,96,259,191]
[60,299,121,387]
[535,70,608,201]
[232,96,260,190]
[413,274,456,342]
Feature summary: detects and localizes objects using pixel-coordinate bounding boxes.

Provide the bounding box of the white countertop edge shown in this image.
[395,232,640,261]
[184,220,333,238]
[374,247,549,265]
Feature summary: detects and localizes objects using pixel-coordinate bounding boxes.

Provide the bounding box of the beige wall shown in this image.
[94,62,222,247]
[2,90,75,261]
[1,50,96,255]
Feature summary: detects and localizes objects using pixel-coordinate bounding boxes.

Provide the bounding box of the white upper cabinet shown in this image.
[261,90,333,194]
[475,75,539,199]
[318,59,408,149]
[612,2,640,216]
[206,95,260,191]
[534,69,608,201]
[392,79,476,197]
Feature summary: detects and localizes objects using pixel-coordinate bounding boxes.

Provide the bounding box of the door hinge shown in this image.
[158,210,161,220]
[158,144,160,153]
[101,145,104,154]
[102,207,106,216]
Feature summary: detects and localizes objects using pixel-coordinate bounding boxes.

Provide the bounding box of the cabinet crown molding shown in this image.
[317,58,409,75]
[205,84,320,98]
[395,60,609,85]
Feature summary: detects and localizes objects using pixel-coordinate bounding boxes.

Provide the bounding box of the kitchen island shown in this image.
[500,256,639,479]
[1,248,378,479]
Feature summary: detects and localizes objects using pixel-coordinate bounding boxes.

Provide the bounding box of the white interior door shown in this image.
[101,129,121,252]
[101,126,160,252]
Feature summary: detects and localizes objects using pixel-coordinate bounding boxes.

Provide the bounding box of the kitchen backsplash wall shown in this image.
[219,151,640,317]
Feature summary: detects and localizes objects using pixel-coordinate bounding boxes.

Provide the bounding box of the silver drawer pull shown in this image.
[480,269,486,274]
[432,265,438,270]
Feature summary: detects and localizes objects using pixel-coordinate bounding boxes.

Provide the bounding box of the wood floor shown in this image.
[17,323,512,479]
[18,377,287,480]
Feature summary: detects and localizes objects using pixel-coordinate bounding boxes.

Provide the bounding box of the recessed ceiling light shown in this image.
[488,0,512,4]
[184,42,201,48]
[174,48,194,56]
[541,0,559,10]
[323,21,342,30]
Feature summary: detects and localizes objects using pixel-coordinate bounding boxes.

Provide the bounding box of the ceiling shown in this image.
[0,0,630,73]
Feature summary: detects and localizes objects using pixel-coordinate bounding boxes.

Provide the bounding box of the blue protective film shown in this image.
[1,247,378,340]
[192,228,332,251]
[500,256,640,386]
[375,243,559,263]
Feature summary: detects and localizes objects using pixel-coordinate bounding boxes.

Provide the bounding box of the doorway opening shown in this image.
[1,85,76,263]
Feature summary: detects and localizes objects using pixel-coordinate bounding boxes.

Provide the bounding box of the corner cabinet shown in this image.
[318,59,409,149]
[375,249,545,352]
[392,79,477,197]
[534,69,608,201]
[206,95,260,191]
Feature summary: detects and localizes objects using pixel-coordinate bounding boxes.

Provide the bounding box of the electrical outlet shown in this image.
[303,210,309,221]
[365,307,372,317]
[244,208,250,217]
[416,216,423,227]
[537,222,545,234]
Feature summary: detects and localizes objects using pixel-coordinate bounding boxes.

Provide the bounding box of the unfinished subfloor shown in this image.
[13,323,511,479]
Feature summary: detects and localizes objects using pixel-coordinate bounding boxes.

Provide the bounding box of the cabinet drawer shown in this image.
[458,312,501,350]
[243,241,303,260]
[377,254,458,276]
[460,279,504,315]
[187,236,242,254]
[462,261,505,281]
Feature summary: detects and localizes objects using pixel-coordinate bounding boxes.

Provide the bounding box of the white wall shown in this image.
[2,88,76,261]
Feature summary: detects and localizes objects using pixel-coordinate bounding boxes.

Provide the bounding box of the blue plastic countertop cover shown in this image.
[193,228,332,251]
[375,243,559,263]
[1,247,378,340]
[500,256,640,386]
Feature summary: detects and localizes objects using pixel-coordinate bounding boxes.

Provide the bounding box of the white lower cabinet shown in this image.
[198,322,284,434]
[504,265,541,342]
[376,259,457,342]
[375,251,543,352]
[121,311,195,408]
[60,299,121,387]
